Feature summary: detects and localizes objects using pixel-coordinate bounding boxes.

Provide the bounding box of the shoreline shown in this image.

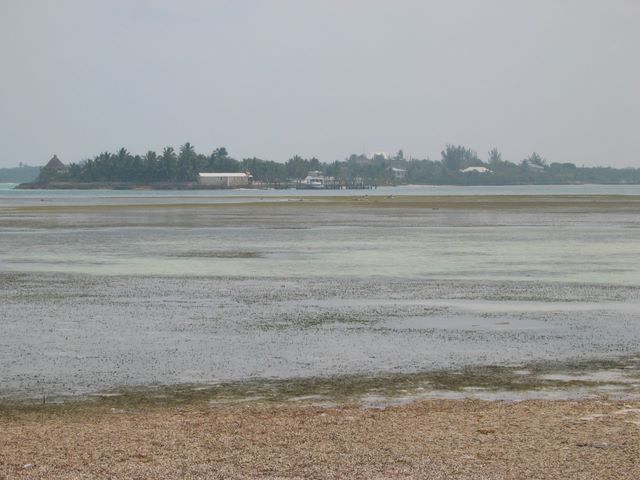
[15,182,269,190]
[2,355,639,410]
[15,181,640,190]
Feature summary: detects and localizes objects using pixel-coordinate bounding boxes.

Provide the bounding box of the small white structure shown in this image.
[370,152,391,160]
[302,171,333,188]
[391,167,406,179]
[524,162,545,170]
[199,172,252,187]
[460,166,492,174]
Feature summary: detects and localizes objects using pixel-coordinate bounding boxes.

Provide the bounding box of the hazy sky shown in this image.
[1,0,638,168]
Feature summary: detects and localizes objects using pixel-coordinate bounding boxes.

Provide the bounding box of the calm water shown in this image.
[1,190,640,400]
[3,183,640,207]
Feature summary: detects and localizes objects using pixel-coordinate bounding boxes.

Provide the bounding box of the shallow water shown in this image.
[4,182,640,207]
[2,204,640,284]
[1,195,640,400]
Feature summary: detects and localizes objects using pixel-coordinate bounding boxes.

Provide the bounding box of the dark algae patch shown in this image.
[173,250,263,259]
[2,357,638,413]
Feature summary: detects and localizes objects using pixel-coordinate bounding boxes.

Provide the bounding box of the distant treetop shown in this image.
[29,144,640,186]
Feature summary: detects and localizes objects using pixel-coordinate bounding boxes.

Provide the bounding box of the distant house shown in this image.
[370,152,391,160]
[524,162,545,170]
[460,166,492,174]
[350,153,390,166]
[198,172,252,187]
[391,167,406,179]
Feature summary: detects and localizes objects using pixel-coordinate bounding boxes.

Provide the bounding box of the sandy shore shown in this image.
[1,399,639,479]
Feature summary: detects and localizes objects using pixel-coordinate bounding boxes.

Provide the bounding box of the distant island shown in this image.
[14,143,640,189]
[0,164,41,184]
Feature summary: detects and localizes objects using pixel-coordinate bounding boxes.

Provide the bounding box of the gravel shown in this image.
[1,398,639,479]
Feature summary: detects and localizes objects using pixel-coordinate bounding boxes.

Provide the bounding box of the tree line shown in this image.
[0,164,41,183]
[35,143,640,185]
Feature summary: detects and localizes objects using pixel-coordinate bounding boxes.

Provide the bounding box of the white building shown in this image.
[460,166,492,174]
[391,167,406,179]
[524,162,545,170]
[198,172,252,187]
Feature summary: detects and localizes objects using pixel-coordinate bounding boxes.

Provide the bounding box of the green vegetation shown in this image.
[25,144,640,186]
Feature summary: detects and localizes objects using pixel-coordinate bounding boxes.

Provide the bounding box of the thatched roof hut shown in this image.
[44,155,64,170]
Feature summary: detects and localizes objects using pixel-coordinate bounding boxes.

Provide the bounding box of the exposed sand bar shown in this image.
[1,399,639,479]
[4,194,640,213]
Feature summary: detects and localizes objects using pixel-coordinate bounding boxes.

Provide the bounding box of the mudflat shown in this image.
[5,193,640,213]
[2,194,640,478]
[1,398,639,479]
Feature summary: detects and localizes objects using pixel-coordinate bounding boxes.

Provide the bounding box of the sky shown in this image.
[1,0,638,168]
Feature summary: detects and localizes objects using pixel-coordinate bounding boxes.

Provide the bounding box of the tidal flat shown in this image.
[1,195,640,404]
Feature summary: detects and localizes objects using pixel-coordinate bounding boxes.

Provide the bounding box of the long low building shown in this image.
[198,172,253,187]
